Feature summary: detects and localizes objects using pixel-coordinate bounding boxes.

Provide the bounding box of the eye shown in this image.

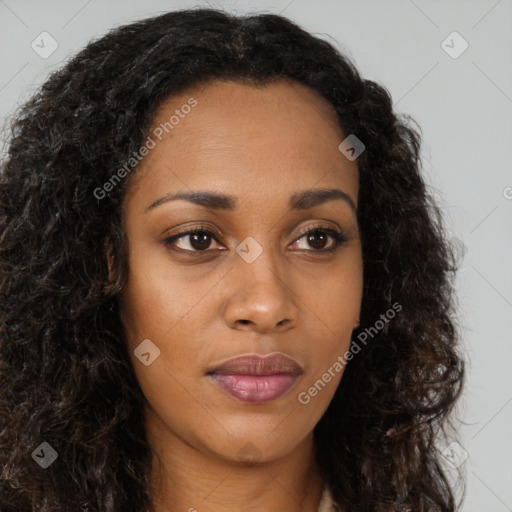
[162,225,222,253]
[290,225,347,252]
[162,224,347,254]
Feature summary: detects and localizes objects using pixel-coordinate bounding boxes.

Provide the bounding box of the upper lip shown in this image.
[207,353,303,376]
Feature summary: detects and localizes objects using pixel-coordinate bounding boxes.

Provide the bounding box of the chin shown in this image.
[201,420,312,465]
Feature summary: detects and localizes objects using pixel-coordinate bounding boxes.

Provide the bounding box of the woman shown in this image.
[0,8,464,512]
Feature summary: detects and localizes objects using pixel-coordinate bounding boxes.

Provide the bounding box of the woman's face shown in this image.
[119,79,363,464]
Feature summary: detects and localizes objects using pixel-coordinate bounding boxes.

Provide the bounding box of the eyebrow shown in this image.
[145,187,357,213]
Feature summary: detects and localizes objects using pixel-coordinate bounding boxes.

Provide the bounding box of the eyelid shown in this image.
[294,222,340,238]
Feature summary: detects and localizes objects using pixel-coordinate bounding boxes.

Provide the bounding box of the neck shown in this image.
[146,409,325,512]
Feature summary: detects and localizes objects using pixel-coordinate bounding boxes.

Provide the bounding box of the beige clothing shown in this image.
[317,483,338,512]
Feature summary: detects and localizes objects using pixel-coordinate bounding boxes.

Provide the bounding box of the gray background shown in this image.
[1,1,511,510]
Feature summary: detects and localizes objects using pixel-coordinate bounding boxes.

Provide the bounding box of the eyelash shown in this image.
[162,223,348,255]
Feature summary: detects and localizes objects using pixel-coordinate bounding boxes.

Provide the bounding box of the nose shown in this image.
[222,251,298,334]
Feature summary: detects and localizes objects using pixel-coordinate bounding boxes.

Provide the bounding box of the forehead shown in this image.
[124,79,359,210]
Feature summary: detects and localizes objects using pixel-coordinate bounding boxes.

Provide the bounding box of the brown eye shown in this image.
[291,227,347,252]
[162,225,347,255]
[305,230,330,250]
[163,229,221,252]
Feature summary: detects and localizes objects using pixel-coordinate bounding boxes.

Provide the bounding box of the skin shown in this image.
[118,78,363,512]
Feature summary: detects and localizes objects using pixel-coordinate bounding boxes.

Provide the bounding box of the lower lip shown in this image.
[208,374,298,403]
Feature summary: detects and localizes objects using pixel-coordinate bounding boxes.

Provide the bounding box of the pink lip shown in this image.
[209,374,299,403]
[207,353,302,404]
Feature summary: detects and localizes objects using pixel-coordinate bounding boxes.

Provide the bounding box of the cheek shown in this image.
[121,276,204,388]
[120,244,209,343]
[121,271,206,438]
[297,256,363,392]
[306,254,363,334]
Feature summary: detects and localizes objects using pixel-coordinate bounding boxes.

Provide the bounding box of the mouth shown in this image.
[206,353,302,404]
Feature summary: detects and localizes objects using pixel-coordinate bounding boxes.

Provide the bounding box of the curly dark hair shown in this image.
[0,7,465,512]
